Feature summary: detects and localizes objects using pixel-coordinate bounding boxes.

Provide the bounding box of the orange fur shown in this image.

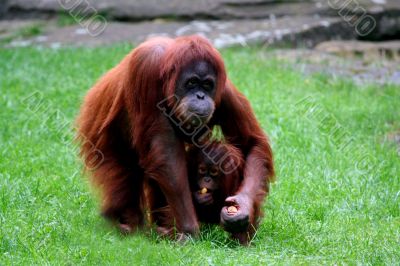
[76,35,274,238]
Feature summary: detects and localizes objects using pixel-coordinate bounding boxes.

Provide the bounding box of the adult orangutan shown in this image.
[76,35,274,240]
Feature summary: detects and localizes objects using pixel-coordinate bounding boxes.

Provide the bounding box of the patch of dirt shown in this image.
[386,131,400,155]
[315,40,400,60]
[270,47,400,85]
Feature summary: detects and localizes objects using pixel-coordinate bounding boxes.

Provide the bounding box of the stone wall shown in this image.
[1,0,393,21]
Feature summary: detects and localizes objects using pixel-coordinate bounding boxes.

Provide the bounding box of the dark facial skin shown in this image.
[175,60,217,124]
[193,162,220,206]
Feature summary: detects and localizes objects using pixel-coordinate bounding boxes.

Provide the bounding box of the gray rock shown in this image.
[0,0,9,17]
[1,0,399,50]
[2,0,399,42]
[361,10,400,40]
[3,16,355,48]
[2,0,398,21]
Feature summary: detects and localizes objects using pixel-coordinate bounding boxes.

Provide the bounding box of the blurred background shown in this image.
[0,0,399,85]
[1,1,400,264]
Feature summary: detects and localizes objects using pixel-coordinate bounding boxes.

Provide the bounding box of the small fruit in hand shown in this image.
[227,206,238,214]
[200,188,208,194]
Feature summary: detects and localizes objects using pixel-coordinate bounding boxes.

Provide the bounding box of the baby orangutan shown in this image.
[187,141,255,244]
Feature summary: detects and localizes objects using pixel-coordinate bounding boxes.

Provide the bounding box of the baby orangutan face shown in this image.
[194,163,220,206]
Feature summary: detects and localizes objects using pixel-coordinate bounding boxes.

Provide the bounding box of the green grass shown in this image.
[57,12,110,27]
[57,12,80,27]
[0,44,399,265]
[17,24,43,38]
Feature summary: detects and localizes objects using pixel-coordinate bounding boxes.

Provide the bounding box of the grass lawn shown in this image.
[0,45,399,265]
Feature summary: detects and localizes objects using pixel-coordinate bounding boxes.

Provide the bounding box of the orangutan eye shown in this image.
[187,77,199,87]
[210,167,219,176]
[198,165,207,175]
[202,80,214,91]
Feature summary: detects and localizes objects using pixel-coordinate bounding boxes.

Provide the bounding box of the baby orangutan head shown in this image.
[194,161,222,205]
[187,141,244,207]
